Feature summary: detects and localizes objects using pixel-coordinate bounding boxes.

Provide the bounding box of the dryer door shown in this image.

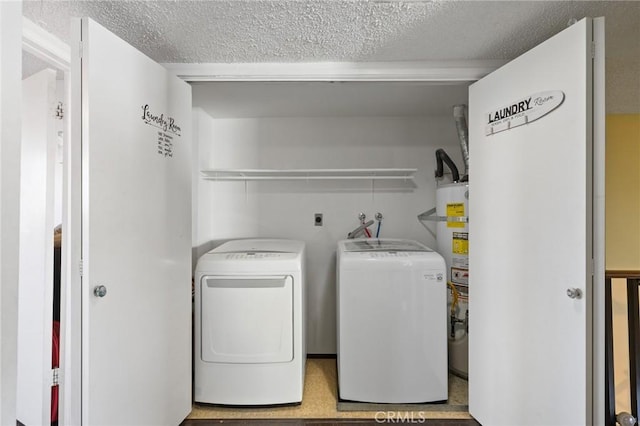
[201,275,294,363]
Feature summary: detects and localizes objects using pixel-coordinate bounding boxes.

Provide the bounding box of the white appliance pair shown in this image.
[194,239,306,405]
[194,237,446,405]
[337,238,448,404]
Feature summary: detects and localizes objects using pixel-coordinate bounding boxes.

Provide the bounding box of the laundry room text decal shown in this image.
[141,104,181,158]
[485,90,565,136]
[156,131,174,158]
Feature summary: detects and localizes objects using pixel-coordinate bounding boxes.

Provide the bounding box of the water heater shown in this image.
[420,104,470,378]
[435,182,469,378]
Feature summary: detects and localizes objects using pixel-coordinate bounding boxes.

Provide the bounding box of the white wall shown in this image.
[195,111,464,353]
[0,2,22,424]
[192,108,261,267]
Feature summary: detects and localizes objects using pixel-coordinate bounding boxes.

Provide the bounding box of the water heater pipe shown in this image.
[435,149,460,183]
[453,104,469,180]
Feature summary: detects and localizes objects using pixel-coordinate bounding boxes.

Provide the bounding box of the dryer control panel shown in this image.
[224,252,288,260]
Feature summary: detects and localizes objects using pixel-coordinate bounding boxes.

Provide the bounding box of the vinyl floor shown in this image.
[186,358,475,423]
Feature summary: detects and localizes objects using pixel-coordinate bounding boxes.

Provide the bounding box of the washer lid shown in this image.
[342,239,432,252]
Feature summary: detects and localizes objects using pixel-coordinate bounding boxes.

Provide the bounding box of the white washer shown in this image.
[194,239,306,405]
[337,238,447,403]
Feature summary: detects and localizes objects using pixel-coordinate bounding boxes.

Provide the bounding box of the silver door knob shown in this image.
[616,412,637,426]
[566,288,582,299]
[94,285,107,298]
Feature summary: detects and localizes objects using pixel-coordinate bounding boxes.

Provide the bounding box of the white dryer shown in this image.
[337,238,447,403]
[194,239,306,405]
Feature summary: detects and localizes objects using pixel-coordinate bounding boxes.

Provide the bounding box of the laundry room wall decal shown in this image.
[141,104,182,158]
[141,104,181,135]
[485,90,565,136]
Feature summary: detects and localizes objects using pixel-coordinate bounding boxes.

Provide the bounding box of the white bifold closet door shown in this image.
[16,68,57,426]
[70,18,192,426]
[468,17,604,426]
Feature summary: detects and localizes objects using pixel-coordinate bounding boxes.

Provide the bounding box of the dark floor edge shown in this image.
[307,354,337,359]
[181,419,480,426]
[337,402,469,413]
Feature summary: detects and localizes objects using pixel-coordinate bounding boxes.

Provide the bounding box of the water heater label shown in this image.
[452,232,469,255]
[485,90,565,136]
[446,203,466,228]
[453,257,468,269]
[451,267,469,286]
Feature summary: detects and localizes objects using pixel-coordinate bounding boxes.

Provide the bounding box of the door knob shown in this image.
[566,288,582,299]
[94,285,107,298]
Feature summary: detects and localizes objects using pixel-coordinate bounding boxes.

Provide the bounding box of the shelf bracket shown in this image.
[417,207,469,223]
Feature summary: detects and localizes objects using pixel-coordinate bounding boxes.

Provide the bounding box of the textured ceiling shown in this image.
[22,1,640,112]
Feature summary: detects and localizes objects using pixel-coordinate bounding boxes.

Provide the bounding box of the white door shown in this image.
[16,68,57,426]
[468,18,604,426]
[70,18,192,425]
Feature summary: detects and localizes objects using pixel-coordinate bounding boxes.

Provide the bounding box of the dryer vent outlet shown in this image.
[314,213,323,226]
